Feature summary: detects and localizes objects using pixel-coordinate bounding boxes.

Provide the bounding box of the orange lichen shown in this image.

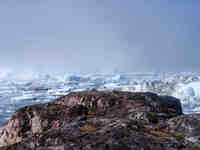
[88,111,94,115]
[137,125,185,141]
[86,117,94,121]
[79,125,101,132]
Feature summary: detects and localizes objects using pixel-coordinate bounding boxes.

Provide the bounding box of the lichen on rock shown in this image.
[0,90,199,150]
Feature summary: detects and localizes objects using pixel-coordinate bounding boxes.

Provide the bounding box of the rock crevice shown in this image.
[0,90,199,150]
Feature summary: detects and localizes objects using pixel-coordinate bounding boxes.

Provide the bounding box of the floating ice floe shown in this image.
[172,81,200,112]
[0,71,200,125]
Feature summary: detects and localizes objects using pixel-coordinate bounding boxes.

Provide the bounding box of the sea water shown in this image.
[0,71,200,125]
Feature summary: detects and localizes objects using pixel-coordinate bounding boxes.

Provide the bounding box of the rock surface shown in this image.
[0,90,199,150]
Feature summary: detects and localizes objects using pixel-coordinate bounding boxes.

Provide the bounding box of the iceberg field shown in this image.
[0,71,200,125]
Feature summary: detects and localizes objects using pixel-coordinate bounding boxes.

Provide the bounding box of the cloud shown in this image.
[0,0,199,73]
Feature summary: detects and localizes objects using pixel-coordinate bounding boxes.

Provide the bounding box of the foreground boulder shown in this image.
[162,114,200,145]
[0,90,199,150]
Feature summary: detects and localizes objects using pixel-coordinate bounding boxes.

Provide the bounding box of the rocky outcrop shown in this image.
[0,90,199,150]
[162,114,200,145]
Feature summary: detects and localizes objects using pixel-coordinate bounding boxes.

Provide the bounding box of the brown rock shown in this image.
[0,90,199,150]
[161,114,200,146]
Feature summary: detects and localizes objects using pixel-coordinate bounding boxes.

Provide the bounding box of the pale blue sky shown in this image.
[0,0,200,73]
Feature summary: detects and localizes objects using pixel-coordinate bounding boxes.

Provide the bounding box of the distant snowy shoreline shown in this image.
[0,71,200,125]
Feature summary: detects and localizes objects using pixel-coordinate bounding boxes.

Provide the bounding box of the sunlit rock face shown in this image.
[0,90,199,150]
